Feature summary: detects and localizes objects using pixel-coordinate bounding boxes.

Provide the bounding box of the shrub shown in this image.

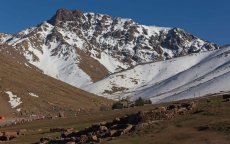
[134,97,152,106]
[112,102,124,110]
[135,97,145,106]
[100,105,111,111]
[145,99,152,104]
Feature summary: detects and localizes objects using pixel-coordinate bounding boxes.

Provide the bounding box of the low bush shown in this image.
[100,105,111,111]
[112,102,124,109]
[135,97,152,106]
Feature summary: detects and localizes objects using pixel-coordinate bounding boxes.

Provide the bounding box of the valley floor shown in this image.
[1,95,230,144]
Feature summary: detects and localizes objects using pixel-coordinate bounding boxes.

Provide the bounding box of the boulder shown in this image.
[122,124,133,134]
[190,102,197,110]
[58,112,65,118]
[167,104,176,110]
[109,130,117,137]
[99,126,108,132]
[99,121,107,126]
[90,135,98,142]
[177,108,187,115]
[159,107,166,111]
[79,135,88,143]
[19,129,27,135]
[112,117,120,124]
[40,137,51,144]
[65,128,74,133]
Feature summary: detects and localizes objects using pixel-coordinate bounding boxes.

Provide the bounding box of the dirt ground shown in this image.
[0,96,230,144]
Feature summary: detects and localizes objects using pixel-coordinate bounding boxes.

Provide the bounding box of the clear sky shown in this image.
[0,0,229,45]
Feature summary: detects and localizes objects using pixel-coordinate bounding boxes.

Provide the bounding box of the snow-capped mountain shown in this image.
[0,33,12,44]
[0,9,219,89]
[85,46,230,103]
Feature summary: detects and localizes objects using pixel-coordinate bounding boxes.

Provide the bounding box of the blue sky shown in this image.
[0,0,229,45]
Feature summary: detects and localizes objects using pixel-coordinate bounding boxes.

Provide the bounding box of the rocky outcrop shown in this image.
[39,102,196,144]
[48,9,86,26]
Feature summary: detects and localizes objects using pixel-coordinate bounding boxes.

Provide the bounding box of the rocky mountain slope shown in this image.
[0,9,219,89]
[1,8,228,104]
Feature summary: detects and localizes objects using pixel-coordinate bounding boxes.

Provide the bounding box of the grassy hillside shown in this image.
[1,95,230,144]
[0,52,112,117]
[107,96,230,144]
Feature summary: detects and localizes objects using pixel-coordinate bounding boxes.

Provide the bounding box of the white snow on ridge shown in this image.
[24,63,32,68]
[2,11,218,93]
[93,51,129,73]
[85,50,216,95]
[142,25,171,36]
[1,10,220,106]
[17,108,21,112]
[23,26,92,87]
[85,47,230,102]
[5,91,22,108]
[29,93,39,98]
[154,71,230,103]
[0,33,12,44]
[25,43,92,87]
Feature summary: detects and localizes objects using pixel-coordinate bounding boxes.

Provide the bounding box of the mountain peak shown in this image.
[0,9,220,89]
[48,9,84,25]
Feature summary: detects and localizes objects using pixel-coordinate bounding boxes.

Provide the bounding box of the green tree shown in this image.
[135,97,145,106]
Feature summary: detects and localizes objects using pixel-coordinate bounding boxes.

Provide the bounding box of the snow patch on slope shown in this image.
[85,50,216,97]
[93,51,129,73]
[5,91,22,108]
[29,93,39,98]
[22,23,92,87]
[25,43,92,87]
[154,72,230,103]
[85,47,230,102]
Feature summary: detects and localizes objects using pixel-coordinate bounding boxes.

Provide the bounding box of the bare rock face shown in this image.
[0,9,220,88]
[48,9,85,25]
[161,28,218,55]
[45,9,219,67]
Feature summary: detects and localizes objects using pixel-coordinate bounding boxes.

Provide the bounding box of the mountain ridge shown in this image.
[85,46,230,103]
[0,9,225,105]
[0,9,220,89]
